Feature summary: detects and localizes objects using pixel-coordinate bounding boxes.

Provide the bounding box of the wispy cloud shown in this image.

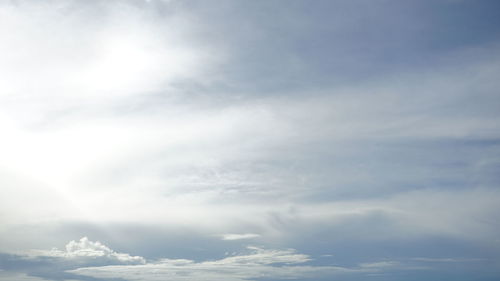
[0,272,48,281]
[68,246,358,281]
[411,257,484,263]
[1,239,368,281]
[220,233,261,240]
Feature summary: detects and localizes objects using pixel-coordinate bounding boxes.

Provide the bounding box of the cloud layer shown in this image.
[68,245,356,281]
[1,1,500,281]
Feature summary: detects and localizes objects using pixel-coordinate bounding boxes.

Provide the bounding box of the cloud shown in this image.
[0,246,481,281]
[1,1,500,280]
[411,257,484,263]
[68,246,359,281]
[1,2,500,249]
[220,233,261,241]
[0,0,211,103]
[31,237,145,265]
[4,243,478,281]
[0,272,48,281]
[213,246,310,265]
[359,261,399,268]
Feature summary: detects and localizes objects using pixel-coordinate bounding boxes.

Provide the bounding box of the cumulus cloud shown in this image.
[31,237,145,265]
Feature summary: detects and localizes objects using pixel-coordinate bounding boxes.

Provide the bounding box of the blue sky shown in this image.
[1,0,500,280]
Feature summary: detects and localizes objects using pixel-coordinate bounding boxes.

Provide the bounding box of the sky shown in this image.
[1,0,500,280]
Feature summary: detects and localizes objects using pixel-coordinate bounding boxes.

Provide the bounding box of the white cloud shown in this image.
[220,233,261,240]
[1,244,440,281]
[0,0,209,102]
[69,246,359,281]
[0,1,499,270]
[357,260,429,272]
[411,257,484,263]
[31,237,145,265]
[212,246,310,265]
[359,261,399,268]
